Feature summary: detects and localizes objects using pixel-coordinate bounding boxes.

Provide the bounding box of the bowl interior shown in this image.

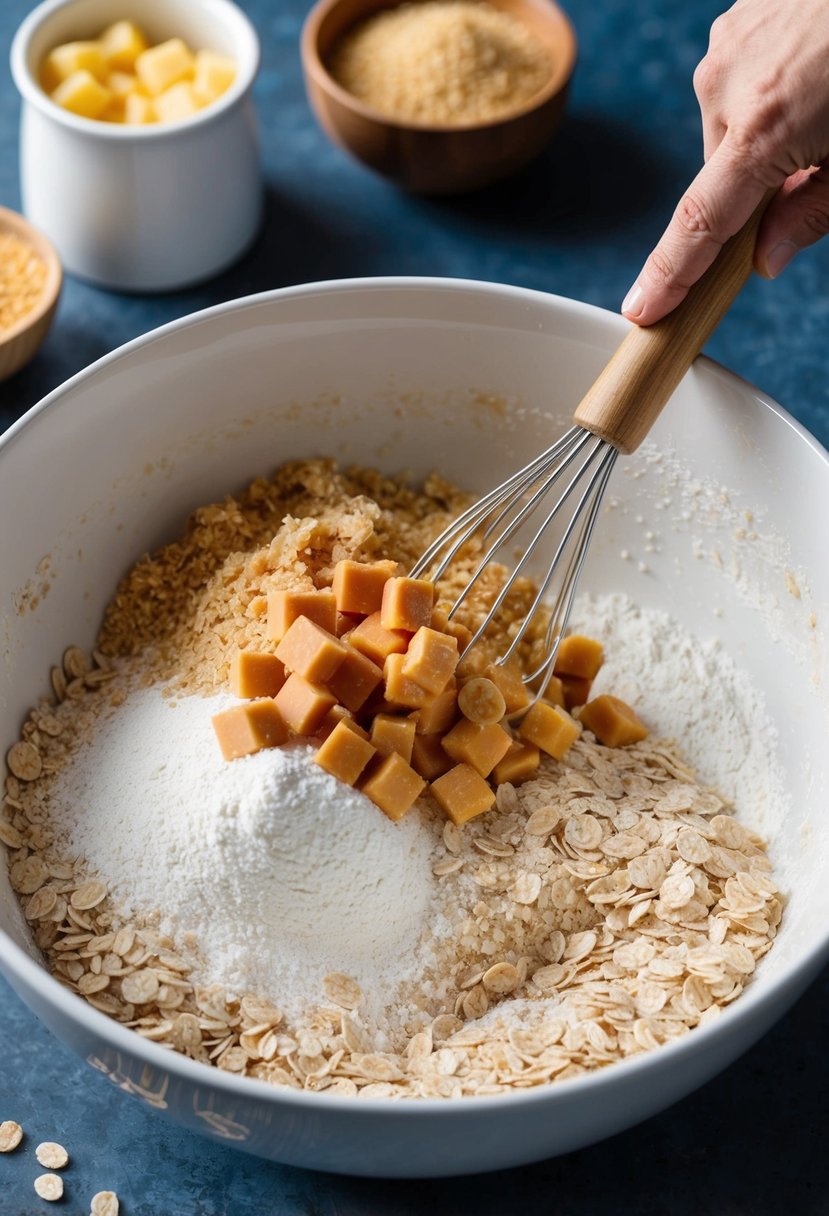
[0,281,827,1168]
[0,206,62,346]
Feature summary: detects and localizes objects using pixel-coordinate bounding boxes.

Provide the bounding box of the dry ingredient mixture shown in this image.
[328,0,553,126]
[2,460,784,1098]
[0,232,46,335]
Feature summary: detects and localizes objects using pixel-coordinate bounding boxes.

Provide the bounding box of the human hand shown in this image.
[622,0,829,326]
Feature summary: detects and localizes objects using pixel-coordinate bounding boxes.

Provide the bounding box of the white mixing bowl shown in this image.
[0,279,826,1177]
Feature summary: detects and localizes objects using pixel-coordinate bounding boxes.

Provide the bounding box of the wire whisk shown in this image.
[410,198,771,708]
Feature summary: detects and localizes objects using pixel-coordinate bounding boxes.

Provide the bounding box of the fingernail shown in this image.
[766,240,798,278]
[621,283,644,319]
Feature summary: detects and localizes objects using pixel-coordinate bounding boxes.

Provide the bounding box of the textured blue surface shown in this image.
[1,0,828,1211]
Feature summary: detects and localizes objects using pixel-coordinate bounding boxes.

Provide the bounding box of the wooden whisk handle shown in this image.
[573,191,774,454]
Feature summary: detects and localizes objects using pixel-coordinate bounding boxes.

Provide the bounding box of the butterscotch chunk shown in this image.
[332,559,398,615]
[380,576,434,632]
[349,611,410,665]
[335,611,362,637]
[431,763,495,825]
[414,687,458,735]
[484,661,530,714]
[401,626,458,695]
[458,677,506,725]
[275,616,347,683]
[492,740,540,786]
[384,653,432,709]
[212,699,287,760]
[326,646,383,712]
[267,589,337,641]
[442,718,512,778]
[579,695,648,747]
[544,674,566,709]
[361,752,426,821]
[315,720,376,785]
[370,713,416,763]
[559,675,591,710]
[316,703,357,739]
[229,650,286,699]
[554,635,604,681]
[411,733,453,780]
[431,602,473,650]
[518,701,580,760]
[274,674,336,735]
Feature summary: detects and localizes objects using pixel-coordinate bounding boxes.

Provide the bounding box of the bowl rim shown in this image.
[300,0,578,134]
[0,204,62,348]
[0,275,827,1120]
[9,0,260,142]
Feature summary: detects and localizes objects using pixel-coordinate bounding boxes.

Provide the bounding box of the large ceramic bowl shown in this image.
[0,279,827,1178]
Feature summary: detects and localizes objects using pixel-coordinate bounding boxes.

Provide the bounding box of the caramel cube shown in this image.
[431,763,495,825]
[267,589,337,642]
[411,734,453,780]
[380,577,434,632]
[229,650,286,699]
[212,699,288,761]
[485,661,530,714]
[492,740,541,786]
[349,611,410,665]
[579,695,648,747]
[275,616,347,683]
[332,559,399,616]
[326,646,383,712]
[274,674,336,735]
[414,687,458,735]
[370,713,416,764]
[554,635,604,681]
[518,701,580,760]
[442,718,512,778]
[316,703,356,740]
[431,602,474,651]
[335,612,362,637]
[545,674,566,709]
[361,752,426,821]
[315,720,376,786]
[560,675,592,710]
[401,627,458,695]
[384,653,432,710]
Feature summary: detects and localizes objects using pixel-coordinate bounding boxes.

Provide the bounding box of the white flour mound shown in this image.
[47,690,437,1016]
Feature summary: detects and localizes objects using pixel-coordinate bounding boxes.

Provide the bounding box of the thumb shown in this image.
[622,137,775,326]
[756,162,829,278]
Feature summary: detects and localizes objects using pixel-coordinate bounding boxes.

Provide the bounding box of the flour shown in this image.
[46,688,437,1019]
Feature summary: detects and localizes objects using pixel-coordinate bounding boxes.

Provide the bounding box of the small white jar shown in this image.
[11,0,262,291]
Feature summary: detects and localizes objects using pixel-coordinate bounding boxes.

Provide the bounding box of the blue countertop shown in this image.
[1,0,827,1212]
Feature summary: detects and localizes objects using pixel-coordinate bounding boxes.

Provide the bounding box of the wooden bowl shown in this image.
[0,206,62,382]
[301,0,577,194]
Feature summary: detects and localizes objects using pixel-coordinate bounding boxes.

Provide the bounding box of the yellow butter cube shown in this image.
[153,81,201,123]
[52,70,113,119]
[42,41,107,92]
[135,38,194,96]
[101,20,149,71]
[125,92,156,124]
[193,48,236,103]
[107,70,138,99]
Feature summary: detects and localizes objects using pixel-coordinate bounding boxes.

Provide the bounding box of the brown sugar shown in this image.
[0,232,47,334]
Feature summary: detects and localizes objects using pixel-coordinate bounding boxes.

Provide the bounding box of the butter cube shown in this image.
[361,752,425,821]
[370,713,416,764]
[42,41,107,91]
[275,616,347,684]
[349,611,410,666]
[554,635,604,681]
[325,646,383,712]
[492,740,540,786]
[101,20,149,71]
[51,70,113,119]
[136,38,194,96]
[230,650,286,699]
[401,626,458,695]
[442,718,512,778]
[431,763,496,825]
[332,559,399,616]
[518,701,580,760]
[384,653,432,710]
[274,674,336,735]
[267,589,337,642]
[411,733,453,780]
[107,70,138,99]
[212,699,287,761]
[125,92,156,124]
[153,81,201,123]
[578,695,648,748]
[193,48,236,103]
[380,576,434,632]
[315,721,376,786]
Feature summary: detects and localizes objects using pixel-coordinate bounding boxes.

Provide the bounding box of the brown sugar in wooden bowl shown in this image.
[300,0,577,194]
[0,206,61,383]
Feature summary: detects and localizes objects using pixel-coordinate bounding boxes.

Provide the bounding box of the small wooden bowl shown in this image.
[301,0,577,194]
[0,206,62,382]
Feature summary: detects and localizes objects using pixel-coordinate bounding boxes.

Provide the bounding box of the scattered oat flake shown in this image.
[90,1193,120,1216]
[510,872,541,904]
[121,970,160,1005]
[34,1173,64,1201]
[36,1142,68,1170]
[323,972,362,1010]
[6,741,42,782]
[70,880,108,910]
[0,1120,23,1152]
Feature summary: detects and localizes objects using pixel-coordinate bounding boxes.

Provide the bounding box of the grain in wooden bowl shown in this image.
[0,206,61,383]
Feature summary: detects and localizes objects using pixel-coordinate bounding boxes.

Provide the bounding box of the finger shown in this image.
[622,135,777,326]
[701,112,726,163]
[755,162,829,277]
